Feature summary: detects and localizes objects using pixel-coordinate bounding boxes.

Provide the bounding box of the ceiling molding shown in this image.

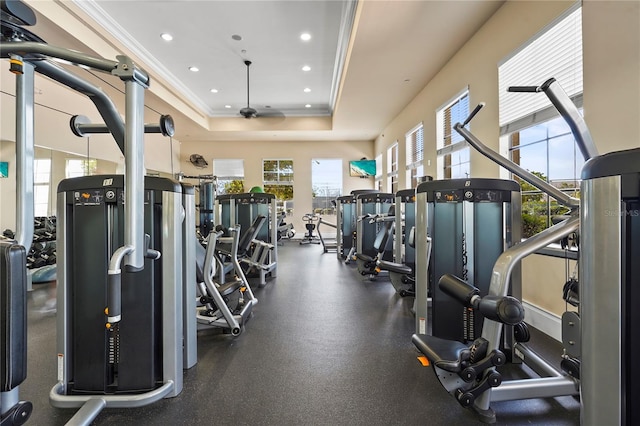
[329,0,358,114]
[71,0,215,117]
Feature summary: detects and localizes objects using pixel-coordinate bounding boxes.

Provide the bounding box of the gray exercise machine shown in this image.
[217,193,277,286]
[377,189,418,296]
[335,189,378,261]
[195,228,256,336]
[412,78,598,423]
[1,2,196,423]
[317,218,338,253]
[1,3,35,424]
[354,192,394,268]
[580,148,640,425]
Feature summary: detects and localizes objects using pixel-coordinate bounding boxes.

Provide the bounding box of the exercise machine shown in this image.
[277,212,295,242]
[580,148,640,425]
[412,78,598,423]
[299,213,321,245]
[354,192,394,264]
[355,205,395,278]
[2,3,197,423]
[217,192,277,286]
[416,178,521,342]
[377,189,417,296]
[335,189,378,261]
[195,228,256,336]
[317,218,338,253]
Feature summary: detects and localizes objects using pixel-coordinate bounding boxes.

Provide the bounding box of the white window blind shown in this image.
[406,123,424,170]
[213,159,244,178]
[498,6,582,128]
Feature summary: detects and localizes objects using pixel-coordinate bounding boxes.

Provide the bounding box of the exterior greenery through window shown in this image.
[66,158,97,178]
[213,159,244,194]
[509,115,583,237]
[436,91,470,179]
[263,159,294,213]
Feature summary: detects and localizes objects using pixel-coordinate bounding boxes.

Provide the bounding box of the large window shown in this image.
[66,158,97,178]
[263,159,294,214]
[436,91,470,179]
[34,158,51,217]
[499,5,583,238]
[406,123,424,188]
[386,142,398,194]
[311,159,342,215]
[374,154,383,191]
[213,159,244,194]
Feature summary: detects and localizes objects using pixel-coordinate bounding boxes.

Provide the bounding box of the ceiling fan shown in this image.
[239,60,283,119]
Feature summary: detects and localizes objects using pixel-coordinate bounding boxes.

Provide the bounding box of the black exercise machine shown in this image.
[299,213,321,245]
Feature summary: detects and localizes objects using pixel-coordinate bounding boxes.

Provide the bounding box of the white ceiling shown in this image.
[19,0,506,143]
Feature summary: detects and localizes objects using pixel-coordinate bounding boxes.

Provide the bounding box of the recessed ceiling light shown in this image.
[210,89,218,93]
[300,33,311,41]
[231,34,242,41]
[224,105,232,109]
[160,33,173,41]
[305,104,312,108]
[304,88,311,93]
[302,65,311,72]
[189,66,199,72]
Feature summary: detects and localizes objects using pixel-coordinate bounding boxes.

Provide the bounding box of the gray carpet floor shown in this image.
[20,241,579,425]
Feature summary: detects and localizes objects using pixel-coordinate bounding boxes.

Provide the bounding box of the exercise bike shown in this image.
[299,213,321,245]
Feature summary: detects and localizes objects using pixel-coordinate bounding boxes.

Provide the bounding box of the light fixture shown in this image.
[304,88,311,93]
[231,34,242,41]
[210,89,218,93]
[224,105,232,109]
[160,33,173,41]
[305,104,311,108]
[302,65,311,72]
[189,66,199,72]
[300,33,311,41]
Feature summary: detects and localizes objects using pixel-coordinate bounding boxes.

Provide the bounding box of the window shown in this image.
[66,158,97,178]
[499,5,583,238]
[312,159,342,215]
[374,154,383,191]
[436,91,470,179]
[406,123,424,188]
[34,159,51,217]
[213,159,244,194]
[386,142,398,194]
[263,159,294,214]
[508,115,583,237]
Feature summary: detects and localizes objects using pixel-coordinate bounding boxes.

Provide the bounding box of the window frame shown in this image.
[436,89,470,180]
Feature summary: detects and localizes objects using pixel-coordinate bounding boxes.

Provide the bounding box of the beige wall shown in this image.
[583,0,640,154]
[374,1,577,187]
[372,0,640,321]
[179,139,374,233]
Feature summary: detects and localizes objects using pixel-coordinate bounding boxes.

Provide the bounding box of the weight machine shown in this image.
[412,78,598,423]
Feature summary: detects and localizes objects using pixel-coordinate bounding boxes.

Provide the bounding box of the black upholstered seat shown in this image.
[412,334,471,373]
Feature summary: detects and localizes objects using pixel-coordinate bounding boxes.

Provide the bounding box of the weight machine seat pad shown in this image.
[218,280,242,297]
[411,334,470,373]
[355,253,374,262]
[1,242,28,391]
[377,259,412,275]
